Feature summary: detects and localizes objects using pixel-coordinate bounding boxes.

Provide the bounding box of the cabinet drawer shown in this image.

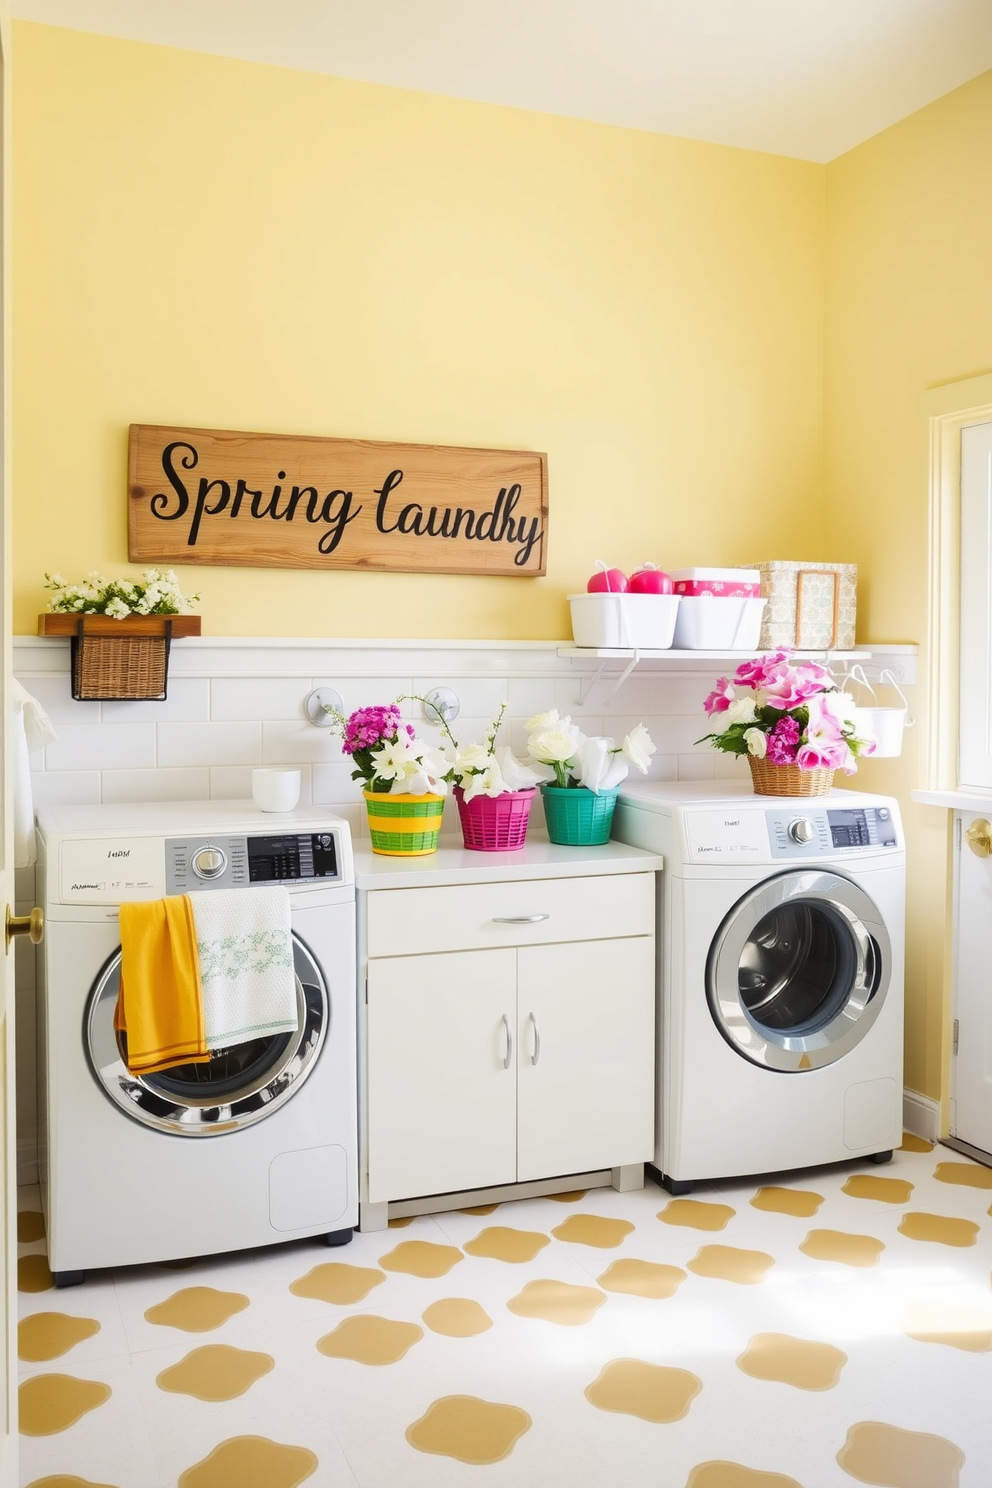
[366,871,655,957]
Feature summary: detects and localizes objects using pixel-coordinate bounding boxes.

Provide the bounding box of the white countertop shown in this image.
[353,833,663,890]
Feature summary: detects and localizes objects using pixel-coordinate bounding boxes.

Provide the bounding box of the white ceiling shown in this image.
[11,0,992,162]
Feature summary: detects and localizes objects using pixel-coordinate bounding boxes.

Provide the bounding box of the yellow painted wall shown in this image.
[11,21,826,639]
[823,69,992,1100]
[16,19,982,1105]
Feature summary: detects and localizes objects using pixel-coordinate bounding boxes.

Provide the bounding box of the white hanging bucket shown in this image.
[846,666,912,759]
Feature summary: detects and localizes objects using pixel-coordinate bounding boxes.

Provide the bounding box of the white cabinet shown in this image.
[363,869,656,1208]
[367,948,517,1202]
[516,936,655,1182]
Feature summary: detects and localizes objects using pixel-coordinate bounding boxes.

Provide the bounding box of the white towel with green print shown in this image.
[188,886,298,1050]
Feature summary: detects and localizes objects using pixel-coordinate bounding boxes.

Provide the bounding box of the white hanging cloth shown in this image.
[10,679,57,868]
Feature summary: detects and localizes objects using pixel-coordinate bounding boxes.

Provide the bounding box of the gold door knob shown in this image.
[5,906,44,953]
[965,818,992,859]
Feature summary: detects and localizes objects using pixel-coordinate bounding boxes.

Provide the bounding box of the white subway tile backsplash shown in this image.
[14,672,100,723]
[208,766,255,800]
[261,720,331,766]
[102,678,211,723]
[505,676,556,722]
[17,637,759,816]
[101,768,211,803]
[714,753,750,780]
[312,763,363,806]
[334,801,365,838]
[212,676,307,722]
[410,676,507,723]
[45,723,156,772]
[659,714,716,754]
[31,771,101,806]
[650,754,680,781]
[158,722,261,768]
[678,753,716,780]
[336,678,413,714]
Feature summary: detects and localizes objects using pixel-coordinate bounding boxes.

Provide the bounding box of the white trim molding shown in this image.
[922,372,992,789]
[903,1088,941,1143]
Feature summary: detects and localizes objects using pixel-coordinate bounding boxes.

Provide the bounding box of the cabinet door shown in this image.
[367,948,517,1203]
[516,937,655,1182]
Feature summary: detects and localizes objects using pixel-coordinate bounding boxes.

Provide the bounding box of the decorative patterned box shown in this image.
[669,568,761,598]
[741,562,857,651]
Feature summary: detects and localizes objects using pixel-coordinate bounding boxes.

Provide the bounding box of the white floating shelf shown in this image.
[555,646,916,703]
[556,647,872,663]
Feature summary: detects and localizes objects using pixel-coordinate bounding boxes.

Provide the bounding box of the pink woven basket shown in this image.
[454,786,536,851]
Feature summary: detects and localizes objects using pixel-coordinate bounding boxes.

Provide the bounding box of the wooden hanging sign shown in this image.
[128,424,548,577]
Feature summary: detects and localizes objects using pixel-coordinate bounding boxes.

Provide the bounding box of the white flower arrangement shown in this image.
[406,697,546,802]
[524,710,656,792]
[44,569,199,618]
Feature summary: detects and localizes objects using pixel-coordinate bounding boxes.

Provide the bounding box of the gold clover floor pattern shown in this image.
[16,1136,992,1488]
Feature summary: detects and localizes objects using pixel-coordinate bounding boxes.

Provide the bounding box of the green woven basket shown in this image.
[540,785,620,846]
[363,791,445,856]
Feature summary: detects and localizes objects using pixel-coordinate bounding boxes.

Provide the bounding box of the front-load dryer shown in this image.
[612,781,905,1193]
[36,800,358,1283]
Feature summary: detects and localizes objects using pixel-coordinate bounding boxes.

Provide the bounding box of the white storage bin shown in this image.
[568,593,681,649]
[671,596,767,650]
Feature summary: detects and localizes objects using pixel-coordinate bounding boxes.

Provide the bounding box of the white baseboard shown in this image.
[17,1138,38,1189]
[903,1088,940,1143]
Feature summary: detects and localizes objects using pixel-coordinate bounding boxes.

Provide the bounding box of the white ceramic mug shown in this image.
[252,768,301,813]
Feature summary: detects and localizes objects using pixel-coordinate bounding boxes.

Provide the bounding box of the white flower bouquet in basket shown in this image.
[44,569,199,617]
[40,568,201,702]
[524,710,656,845]
[409,698,546,852]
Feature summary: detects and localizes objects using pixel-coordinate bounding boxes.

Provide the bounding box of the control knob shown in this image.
[788,818,815,845]
[190,845,228,879]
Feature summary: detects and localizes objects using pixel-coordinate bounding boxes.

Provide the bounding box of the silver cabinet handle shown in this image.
[492,914,551,924]
[529,1012,541,1066]
[501,1013,513,1070]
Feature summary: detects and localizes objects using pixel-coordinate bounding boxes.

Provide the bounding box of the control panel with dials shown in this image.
[165,832,341,893]
[766,805,899,859]
[683,802,901,864]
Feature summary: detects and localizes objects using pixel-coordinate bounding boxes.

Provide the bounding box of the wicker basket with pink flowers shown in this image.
[698,651,876,796]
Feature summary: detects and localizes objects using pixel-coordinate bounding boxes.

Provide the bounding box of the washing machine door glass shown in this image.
[85,932,328,1135]
[706,870,889,1071]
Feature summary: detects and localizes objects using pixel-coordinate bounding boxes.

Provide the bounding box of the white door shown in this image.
[958,421,992,788]
[516,937,655,1182]
[951,812,992,1156]
[366,949,517,1203]
[951,423,992,1157]
[0,5,16,1479]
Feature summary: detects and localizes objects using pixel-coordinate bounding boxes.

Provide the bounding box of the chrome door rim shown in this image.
[85,932,328,1135]
[706,870,890,1072]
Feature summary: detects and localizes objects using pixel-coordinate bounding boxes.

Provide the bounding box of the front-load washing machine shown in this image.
[612,781,905,1193]
[37,800,358,1283]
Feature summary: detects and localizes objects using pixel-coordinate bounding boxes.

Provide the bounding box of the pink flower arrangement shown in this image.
[699,650,875,773]
[326,703,449,795]
[340,705,412,757]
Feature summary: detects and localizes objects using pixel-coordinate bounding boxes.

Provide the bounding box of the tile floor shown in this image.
[16,1135,992,1488]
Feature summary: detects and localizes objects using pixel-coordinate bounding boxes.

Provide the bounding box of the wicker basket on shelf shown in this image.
[748,756,834,797]
[38,614,201,701]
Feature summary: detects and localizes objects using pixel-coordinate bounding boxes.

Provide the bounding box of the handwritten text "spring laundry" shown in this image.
[147,442,545,568]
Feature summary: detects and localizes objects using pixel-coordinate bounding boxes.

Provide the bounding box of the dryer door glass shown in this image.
[707,870,889,1071]
[85,932,328,1135]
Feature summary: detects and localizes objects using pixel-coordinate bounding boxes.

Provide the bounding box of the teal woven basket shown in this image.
[540,785,620,845]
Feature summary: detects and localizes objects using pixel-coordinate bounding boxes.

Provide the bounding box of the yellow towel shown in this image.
[116,895,210,1074]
